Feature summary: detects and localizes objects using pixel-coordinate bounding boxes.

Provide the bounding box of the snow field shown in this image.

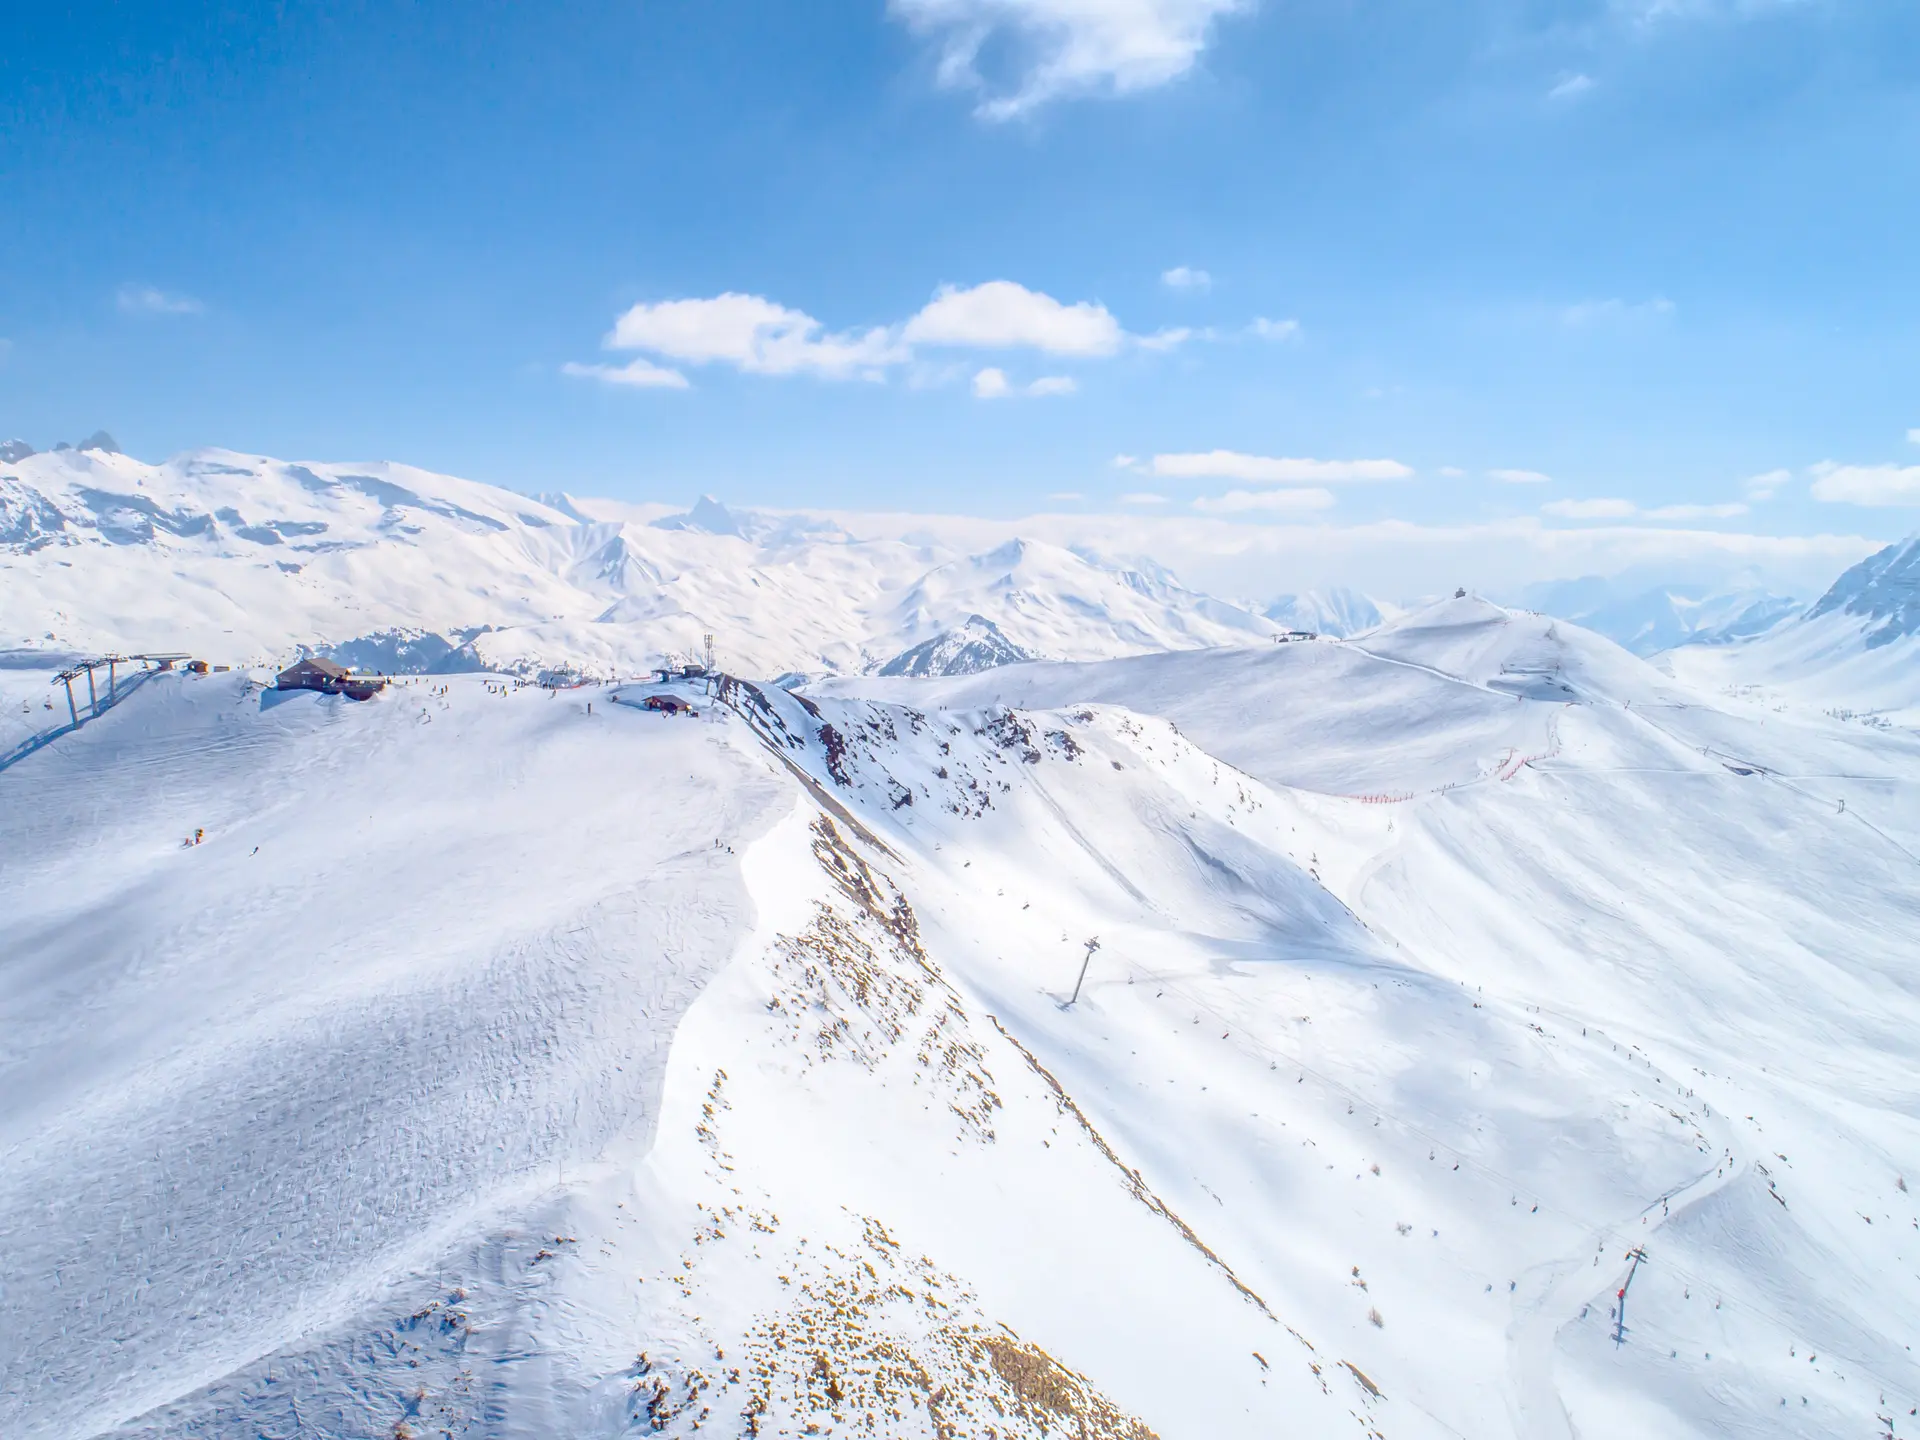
[3,593,1918,1438]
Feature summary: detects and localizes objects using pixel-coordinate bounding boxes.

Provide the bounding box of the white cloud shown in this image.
[1135,326,1194,352]
[1112,454,1140,469]
[1151,451,1414,483]
[906,281,1123,356]
[1249,317,1301,341]
[1809,462,1920,507]
[117,284,203,316]
[604,293,901,377]
[1543,497,1639,519]
[1490,468,1552,484]
[1192,487,1337,513]
[972,366,1012,399]
[1047,491,1085,501]
[561,357,691,390]
[1907,428,1920,445]
[1162,266,1212,291]
[1643,502,1749,520]
[1438,465,1466,478]
[1549,72,1595,101]
[1743,468,1791,500]
[973,366,1076,398]
[1118,491,1171,505]
[890,0,1245,120]
[578,280,1140,390]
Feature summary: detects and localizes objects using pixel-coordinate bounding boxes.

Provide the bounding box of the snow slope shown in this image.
[1666,533,1920,728]
[5,594,1919,1439]
[0,449,1276,678]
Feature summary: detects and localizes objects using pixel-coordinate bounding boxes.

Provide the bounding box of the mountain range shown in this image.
[4,443,1916,726]
[0,446,1278,679]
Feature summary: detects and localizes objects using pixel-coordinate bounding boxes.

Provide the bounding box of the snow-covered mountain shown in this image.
[876,613,1032,677]
[6,597,1918,1439]
[0,448,1278,677]
[1664,533,1920,726]
[1263,586,1386,637]
[1517,575,1801,656]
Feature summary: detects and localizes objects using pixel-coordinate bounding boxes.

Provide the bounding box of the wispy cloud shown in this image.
[1162,265,1212,292]
[1149,451,1413,483]
[1118,491,1171,505]
[1542,497,1639,519]
[1907,428,1920,445]
[1644,501,1749,520]
[1490,468,1552,484]
[973,366,1077,398]
[1809,462,1920,507]
[1248,317,1301,342]
[562,357,691,390]
[890,0,1245,120]
[1136,326,1197,352]
[1191,487,1337,513]
[1542,497,1748,521]
[1549,72,1595,101]
[117,284,203,316]
[1560,297,1675,328]
[1743,468,1791,500]
[1047,491,1085,502]
[1438,465,1466,478]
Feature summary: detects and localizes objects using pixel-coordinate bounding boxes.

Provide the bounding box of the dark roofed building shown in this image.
[276,656,386,700]
[642,693,693,714]
[277,657,350,690]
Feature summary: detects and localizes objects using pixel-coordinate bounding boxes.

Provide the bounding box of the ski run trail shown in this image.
[4,597,1920,1440]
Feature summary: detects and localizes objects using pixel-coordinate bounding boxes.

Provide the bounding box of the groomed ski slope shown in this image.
[2,597,1917,1439]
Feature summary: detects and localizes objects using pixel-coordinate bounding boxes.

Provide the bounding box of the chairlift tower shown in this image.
[1068,937,1101,1007]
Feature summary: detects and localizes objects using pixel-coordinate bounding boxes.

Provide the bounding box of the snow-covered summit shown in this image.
[0,446,1274,677]
[1803,530,1920,644]
[1665,532,1920,727]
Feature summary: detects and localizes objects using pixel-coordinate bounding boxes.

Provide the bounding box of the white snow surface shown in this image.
[1664,534,1920,730]
[5,595,1920,1439]
[0,449,1275,678]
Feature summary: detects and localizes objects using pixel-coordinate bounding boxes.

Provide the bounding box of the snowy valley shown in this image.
[4,446,1920,1440]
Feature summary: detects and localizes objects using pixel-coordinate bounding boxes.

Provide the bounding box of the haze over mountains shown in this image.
[5,441,1915,727]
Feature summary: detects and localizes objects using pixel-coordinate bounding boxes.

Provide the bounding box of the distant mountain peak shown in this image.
[0,439,35,464]
[652,495,744,537]
[1805,532,1920,646]
[876,614,1032,678]
[1265,588,1383,639]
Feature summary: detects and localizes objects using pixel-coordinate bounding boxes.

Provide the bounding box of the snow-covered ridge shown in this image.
[5,600,1918,1437]
[1664,531,1920,727]
[0,447,1278,677]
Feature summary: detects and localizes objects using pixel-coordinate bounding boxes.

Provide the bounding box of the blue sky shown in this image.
[5,0,1919,575]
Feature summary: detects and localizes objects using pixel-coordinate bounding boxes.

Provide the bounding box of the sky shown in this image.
[4,0,1919,593]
